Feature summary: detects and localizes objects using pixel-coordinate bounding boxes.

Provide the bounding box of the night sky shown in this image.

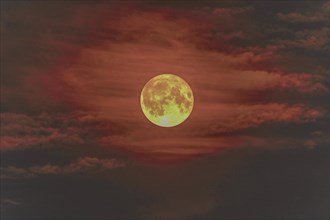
[1,1,329,219]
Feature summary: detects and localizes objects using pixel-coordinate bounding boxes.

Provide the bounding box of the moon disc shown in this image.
[140,74,194,127]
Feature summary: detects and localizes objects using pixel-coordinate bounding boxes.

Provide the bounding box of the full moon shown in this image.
[140,74,194,127]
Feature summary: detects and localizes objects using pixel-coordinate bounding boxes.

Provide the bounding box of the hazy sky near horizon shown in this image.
[1,1,329,219]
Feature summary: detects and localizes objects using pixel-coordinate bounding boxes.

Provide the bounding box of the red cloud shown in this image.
[0,113,83,150]
[0,157,126,179]
[273,27,330,51]
[97,102,323,160]
[203,103,324,133]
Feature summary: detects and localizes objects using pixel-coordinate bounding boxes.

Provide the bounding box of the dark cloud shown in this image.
[277,2,329,23]
[1,156,127,179]
[0,198,21,212]
[0,112,129,150]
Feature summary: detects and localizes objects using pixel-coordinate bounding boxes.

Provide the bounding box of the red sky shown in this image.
[0,1,329,219]
[1,1,328,160]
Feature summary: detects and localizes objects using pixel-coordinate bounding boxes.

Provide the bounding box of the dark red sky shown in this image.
[1,1,329,219]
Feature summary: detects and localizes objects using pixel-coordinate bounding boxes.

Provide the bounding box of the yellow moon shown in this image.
[140,74,194,127]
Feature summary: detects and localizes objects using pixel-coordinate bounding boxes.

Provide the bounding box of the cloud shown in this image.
[0,157,126,179]
[63,156,126,173]
[0,199,22,212]
[203,103,324,134]
[0,112,128,150]
[97,102,324,160]
[212,6,253,16]
[303,131,329,150]
[274,2,330,51]
[277,2,329,23]
[277,12,326,23]
[275,27,330,51]
[0,113,83,150]
[1,99,324,159]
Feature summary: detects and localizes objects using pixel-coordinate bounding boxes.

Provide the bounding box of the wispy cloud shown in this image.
[0,113,83,150]
[0,199,22,212]
[274,27,330,51]
[277,2,329,23]
[1,157,127,179]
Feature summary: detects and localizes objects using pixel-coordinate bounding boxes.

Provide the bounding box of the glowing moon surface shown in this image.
[140,74,194,127]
